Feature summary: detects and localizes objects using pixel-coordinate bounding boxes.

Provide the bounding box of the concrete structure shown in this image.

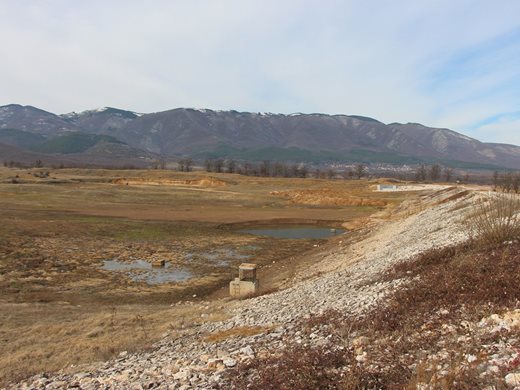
[376,184,398,191]
[152,259,166,268]
[230,263,259,298]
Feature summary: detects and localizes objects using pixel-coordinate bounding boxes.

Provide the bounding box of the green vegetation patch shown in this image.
[193,144,508,169]
[0,128,46,148]
[31,133,124,154]
[193,145,425,164]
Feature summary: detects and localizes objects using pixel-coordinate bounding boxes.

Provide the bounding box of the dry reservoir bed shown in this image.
[0,167,406,385]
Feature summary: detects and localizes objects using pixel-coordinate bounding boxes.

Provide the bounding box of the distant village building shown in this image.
[376,184,398,191]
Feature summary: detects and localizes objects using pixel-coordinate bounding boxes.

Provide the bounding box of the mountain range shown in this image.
[0,103,519,169]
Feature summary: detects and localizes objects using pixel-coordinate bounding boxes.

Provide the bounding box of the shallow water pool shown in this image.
[102,259,192,284]
[240,227,345,239]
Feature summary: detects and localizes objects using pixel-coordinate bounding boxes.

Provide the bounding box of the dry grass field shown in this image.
[0,166,409,386]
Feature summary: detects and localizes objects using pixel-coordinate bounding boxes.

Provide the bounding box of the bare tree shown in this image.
[429,164,441,181]
[177,158,192,172]
[288,164,298,178]
[415,164,427,182]
[513,173,520,194]
[342,169,354,180]
[298,164,308,178]
[492,171,499,190]
[259,160,271,177]
[354,164,366,179]
[226,159,236,174]
[185,158,193,172]
[273,162,284,177]
[214,159,224,173]
[499,172,512,193]
[443,167,453,182]
[281,162,291,178]
[243,162,253,176]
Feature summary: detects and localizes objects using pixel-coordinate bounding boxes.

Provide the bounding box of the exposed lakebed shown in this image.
[101,246,258,284]
[101,228,343,284]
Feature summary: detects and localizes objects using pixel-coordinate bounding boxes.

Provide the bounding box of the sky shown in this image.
[1,0,520,145]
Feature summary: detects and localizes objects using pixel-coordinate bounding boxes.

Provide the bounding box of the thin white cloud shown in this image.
[470,118,520,145]
[1,0,520,144]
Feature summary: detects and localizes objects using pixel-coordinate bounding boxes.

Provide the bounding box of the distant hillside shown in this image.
[111,108,520,168]
[0,104,80,135]
[1,104,519,169]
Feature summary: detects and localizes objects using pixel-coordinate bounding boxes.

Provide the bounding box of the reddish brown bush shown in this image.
[226,344,350,390]
[224,239,520,389]
[374,240,520,333]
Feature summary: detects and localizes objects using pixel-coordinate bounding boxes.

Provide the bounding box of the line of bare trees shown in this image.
[204,159,309,178]
[493,171,520,193]
[3,160,44,168]
[151,158,193,172]
[414,164,454,182]
[3,160,145,170]
[203,159,369,180]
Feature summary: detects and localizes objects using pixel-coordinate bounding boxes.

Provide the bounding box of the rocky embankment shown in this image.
[12,188,520,389]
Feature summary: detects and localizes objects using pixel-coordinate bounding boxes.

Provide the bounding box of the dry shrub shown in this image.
[407,354,490,390]
[376,241,520,333]
[358,240,520,388]
[225,344,353,390]
[466,194,520,246]
[226,205,520,390]
[224,240,520,389]
[203,326,270,343]
[302,309,357,344]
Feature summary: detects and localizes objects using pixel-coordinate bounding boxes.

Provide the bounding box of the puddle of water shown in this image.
[240,227,345,239]
[102,259,192,284]
[239,245,260,251]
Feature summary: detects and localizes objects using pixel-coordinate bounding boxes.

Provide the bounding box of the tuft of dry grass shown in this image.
[222,344,354,390]
[203,326,271,343]
[376,240,520,332]
[0,303,228,387]
[466,193,520,247]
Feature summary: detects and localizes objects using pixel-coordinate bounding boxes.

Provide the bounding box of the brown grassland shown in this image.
[0,166,408,386]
